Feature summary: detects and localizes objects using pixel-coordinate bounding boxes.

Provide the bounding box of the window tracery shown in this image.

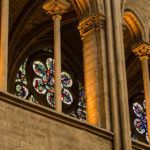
[130,92,149,143]
[15,49,86,121]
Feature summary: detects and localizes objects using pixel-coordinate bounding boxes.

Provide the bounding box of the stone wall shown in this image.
[0,92,113,150]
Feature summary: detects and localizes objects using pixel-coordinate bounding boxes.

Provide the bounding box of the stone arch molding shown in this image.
[9,0,98,73]
[123,10,146,42]
[69,0,90,18]
[68,0,100,19]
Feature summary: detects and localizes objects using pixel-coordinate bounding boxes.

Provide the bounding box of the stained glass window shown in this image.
[61,72,73,88]
[16,59,27,84]
[69,83,86,121]
[16,85,29,98]
[31,57,74,107]
[29,95,38,104]
[130,92,149,143]
[15,49,86,121]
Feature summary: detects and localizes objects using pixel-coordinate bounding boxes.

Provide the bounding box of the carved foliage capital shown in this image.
[78,14,105,39]
[43,0,70,18]
[132,43,150,60]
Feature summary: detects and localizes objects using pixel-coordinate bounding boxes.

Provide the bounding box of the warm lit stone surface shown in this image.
[0,92,112,150]
[132,140,150,149]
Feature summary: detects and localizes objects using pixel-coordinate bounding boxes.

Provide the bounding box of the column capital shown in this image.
[43,0,70,19]
[132,43,150,60]
[78,14,105,40]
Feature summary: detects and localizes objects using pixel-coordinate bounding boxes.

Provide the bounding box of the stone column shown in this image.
[104,0,121,149]
[0,0,9,91]
[132,43,150,142]
[43,0,70,112]
[78,15,101,126]
[111,0,132,149]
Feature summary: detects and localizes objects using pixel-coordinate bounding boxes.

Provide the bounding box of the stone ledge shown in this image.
[132,139,150,149]
[0,91,113,141]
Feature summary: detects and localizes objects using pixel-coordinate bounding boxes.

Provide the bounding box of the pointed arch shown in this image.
[69,0,92,19]
[123,10,145,42]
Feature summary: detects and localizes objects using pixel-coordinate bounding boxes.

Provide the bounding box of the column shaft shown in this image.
[83,31,99,125]
[104,0,121,149]
[54,15,62,112]
[141,57,150,142]
[0,0,9,91]
[43,0,70,113]
[111,0,131,149]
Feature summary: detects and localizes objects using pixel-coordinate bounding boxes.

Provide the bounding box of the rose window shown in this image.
[15,49,86,121]
[32,59,73,106]
[130,92,149,143]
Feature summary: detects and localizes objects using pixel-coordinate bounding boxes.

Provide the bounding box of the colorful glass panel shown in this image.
[69,111,77,118]
[33,78,47,94]
[133,103,143,117]
[46,58,55,75]
[61,72,73,88]
[33,61,46,77]
[45,76,55,90]
[61,88,73,105]
[134,118,145,134]
[47,92,55,107]
[29,95,38,104]
[132,135,138,140]
[15,53,86,122]
[16,59,27,84]
[132,100,149,143]
[16,85,28,98]
[78,89,86,108]
[32,59,74,106]
[77,108,86,121]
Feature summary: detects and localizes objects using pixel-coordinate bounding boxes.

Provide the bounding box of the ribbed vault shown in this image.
[8,0,94,93]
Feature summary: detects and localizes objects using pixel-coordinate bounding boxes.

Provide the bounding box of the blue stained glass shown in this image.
[133,103,143,117]
[29,95,38,104]
[69,111,77,118]
[76,84,86,121]
[61,88,73,105]
[16,85,28,98]
[78,90,86,108]
[47,92,55,107]
[15,53,86,122]
[77,108,86,121]
[46,58,55,75]
[133,100,149,143]
[134,118,145,134]
[33,78,47,94]
[61,72,73,88]
[33,61,46,77]
[132,135,137,140]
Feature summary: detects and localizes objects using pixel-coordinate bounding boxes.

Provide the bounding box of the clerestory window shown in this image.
[15,49,86,121]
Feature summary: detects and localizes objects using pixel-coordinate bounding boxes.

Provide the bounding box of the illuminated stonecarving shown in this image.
[133,100,149,143]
